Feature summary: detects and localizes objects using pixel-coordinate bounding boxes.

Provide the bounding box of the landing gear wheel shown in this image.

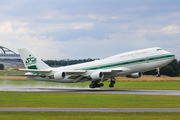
[156,74,161,77]
[89,84,95,88]
[89,81,104,88]
[109,84,114,88]
[99,83,104,87]
[111,81,115,84]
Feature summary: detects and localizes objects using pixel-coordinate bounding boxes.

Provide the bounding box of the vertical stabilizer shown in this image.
[18,48,51,70]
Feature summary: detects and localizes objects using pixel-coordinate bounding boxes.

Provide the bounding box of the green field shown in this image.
[0,70,25,76]
[0,92,180,108]
[0,112,180,120]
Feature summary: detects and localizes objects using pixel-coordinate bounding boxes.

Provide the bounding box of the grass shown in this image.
[0,92,180,108]
[0,70,25,76]
[0,112,180,120]
[108,81,180,90]
[118,75,180,81]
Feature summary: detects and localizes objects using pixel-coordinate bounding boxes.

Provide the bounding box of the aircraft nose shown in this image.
[164,50,175,60]
[168,52,175,60]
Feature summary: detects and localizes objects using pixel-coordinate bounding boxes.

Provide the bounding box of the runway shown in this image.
[0,87,180,95]
[0,108,180,112]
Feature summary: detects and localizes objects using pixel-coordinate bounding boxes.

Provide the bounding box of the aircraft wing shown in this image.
[64,68,125,78]
[62,70,87,74]
[101,69,123,73]
[101,67,131,73]
[11,69,87,77]
[16,69,86,74]
[14,67,128,75]
[11,67,130,81]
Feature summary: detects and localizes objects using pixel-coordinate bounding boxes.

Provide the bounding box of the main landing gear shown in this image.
[89,78,116,88]
[109,77,116,88]
[89,81,104,88]
[156,68,161,77]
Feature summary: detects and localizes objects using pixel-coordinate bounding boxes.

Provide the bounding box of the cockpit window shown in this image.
[157,49,162,51]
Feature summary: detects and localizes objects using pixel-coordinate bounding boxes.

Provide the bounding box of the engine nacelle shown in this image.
[90,72,104,80]
[126,72,143,78]
[54,71,66,80]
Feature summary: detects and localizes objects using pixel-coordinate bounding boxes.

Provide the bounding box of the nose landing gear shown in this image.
[109,77,116,88]
[156,68,161,77]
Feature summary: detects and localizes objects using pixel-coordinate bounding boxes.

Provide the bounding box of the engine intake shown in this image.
[126,72,143,78]
[54,71,66,80]
[90,72,104,80]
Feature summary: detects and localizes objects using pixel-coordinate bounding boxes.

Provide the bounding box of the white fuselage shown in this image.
[28,47,175,83]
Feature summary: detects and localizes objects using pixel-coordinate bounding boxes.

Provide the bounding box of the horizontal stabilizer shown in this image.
[17,69,52,73]
[7,74,41,77]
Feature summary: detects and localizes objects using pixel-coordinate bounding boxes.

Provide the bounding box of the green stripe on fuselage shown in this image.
[82,54,175,70]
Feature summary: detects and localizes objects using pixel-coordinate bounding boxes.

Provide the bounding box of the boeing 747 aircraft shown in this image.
[15,47,175,88]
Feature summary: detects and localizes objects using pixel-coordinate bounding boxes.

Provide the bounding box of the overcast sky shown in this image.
[0,0,180,60]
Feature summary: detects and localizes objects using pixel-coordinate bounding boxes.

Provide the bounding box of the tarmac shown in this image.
[0,108,180,112]
[0,87,180,95]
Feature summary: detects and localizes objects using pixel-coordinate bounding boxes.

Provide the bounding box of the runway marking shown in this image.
[1,87,180,95]
[0,108,180,112]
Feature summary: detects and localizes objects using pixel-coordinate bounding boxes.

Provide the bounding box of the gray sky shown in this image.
[0,0,180,60]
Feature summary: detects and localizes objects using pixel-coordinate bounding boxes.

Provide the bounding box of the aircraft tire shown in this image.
[99,83,104,87]
[111,81,115,84]
[89,85,95,88]
[109,84,114,88]
[156,74,161,77]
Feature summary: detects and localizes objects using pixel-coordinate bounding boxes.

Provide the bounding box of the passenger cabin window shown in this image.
[157,49,162,51]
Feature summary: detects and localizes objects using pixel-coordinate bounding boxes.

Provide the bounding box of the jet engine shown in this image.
[90,72,104,80]
[126,72,143,78]
[54,71,66,80]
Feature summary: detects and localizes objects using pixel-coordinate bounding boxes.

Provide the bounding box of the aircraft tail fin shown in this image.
[18,48,51,70]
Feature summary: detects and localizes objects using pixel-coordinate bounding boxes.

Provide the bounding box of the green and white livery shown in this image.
[16,47,175,88]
